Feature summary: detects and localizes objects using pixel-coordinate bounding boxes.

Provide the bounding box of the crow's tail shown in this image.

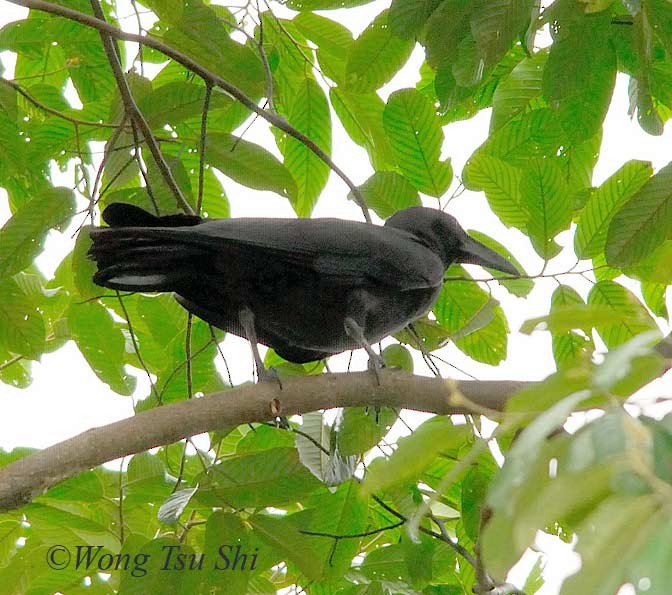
[88,203,207,292]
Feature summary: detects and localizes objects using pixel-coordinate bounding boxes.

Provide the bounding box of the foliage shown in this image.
[1,0,672,593]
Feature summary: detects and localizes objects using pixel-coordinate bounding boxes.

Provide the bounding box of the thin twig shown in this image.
[10,0,370,222]
[88,0,193,215]
[196,83,212,214]
[4,79,119,129]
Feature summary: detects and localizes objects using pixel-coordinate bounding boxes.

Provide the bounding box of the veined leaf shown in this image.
[67,301,136,395]
[277,78,331,217]
[520,158,572,260]
[352,171,420,219]
[345,9,414,93]
[286,0,375,9]
[424,0,474,70]
[383,88,452,197]
[330,88,396,170]
[206,133,297,201]
[575,160,653,259]
[491,50,547,130]
[470,0,535,67]
[0,187,76,281]
[549,285,594,369]
[435,268,509,364]
[0,277,46,360]
[463,152,526,229]
[484,108,563,164]
[542,6,616,141]
[464,230,532,297]
[605,161,672,267]
[587,281,660,349]
[641,282,668,319]
[389,0,442,39]
[362,417,472,493]
[198,447,322,507]
[293,12,353,85]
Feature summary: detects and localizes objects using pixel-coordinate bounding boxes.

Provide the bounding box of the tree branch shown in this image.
[88,0,194,215]
[0,371,528,512]
[9,0,372,222]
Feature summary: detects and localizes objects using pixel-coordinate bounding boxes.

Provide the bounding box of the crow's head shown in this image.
[385,207,519,276]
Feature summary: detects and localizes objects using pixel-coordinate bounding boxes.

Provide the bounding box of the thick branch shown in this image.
[0,370,527,512]
[9,0,371,222]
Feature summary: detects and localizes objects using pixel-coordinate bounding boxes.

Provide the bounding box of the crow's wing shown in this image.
[92,217,445,290]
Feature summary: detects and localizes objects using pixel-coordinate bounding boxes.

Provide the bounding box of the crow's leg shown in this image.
[344,317,384,383]
[238,307,281,388]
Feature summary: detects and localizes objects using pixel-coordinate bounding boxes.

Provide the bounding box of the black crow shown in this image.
[89,203,518,376]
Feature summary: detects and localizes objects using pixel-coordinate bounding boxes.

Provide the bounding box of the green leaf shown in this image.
[352,171,420,219]
[488,390,589,511]
[520,158,572,260]
[138,81,247,132]
[463,152,526,229]
[389,0,442,39]
[0,346,32,388]
[198,447,322,507]
[521,303,651,336]
[293,481,369,579]
[454,304,509,365]
[67,301,136,395]
[605,161,672,267]
[277,77,331,216]
[248,513,325,580]
[203,512,256,592]
[126,452,171,501]
[435,268,509,364]
[118,537,192,593]
[260,15,308,105]
[293,12,353,85]
[470,0,534,67]
[543,7,616,141]
[205,132,297,201]
[575,160,653,259]
[43,470,104,502]
[71,227,100,301]
[424,0,474,70]
[0,187,76,281]
[483,108,563,164]
[592,330,662,392]
[549,285,594,369]
[625,240,672,285]
[641,281,668,318]
[461,462,496,542]
[381,343,414,371]
[330,88,396,169]
[345,9,414,93]
[491,50,546,130]
[0,277,46,360]
[161,3,265,97]
[587,281,660,349]
[560,495,662,595]
[362,417,472,493]
[383,88,452,196]
[560,130,602,198]
[465,230,532,296]
[337,407,398,456]
[286,0,375,9]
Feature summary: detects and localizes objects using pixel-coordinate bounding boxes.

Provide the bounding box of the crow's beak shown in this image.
[460,236,520,276]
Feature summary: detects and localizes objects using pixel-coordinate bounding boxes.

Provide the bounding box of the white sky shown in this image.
[1,1,671,593]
